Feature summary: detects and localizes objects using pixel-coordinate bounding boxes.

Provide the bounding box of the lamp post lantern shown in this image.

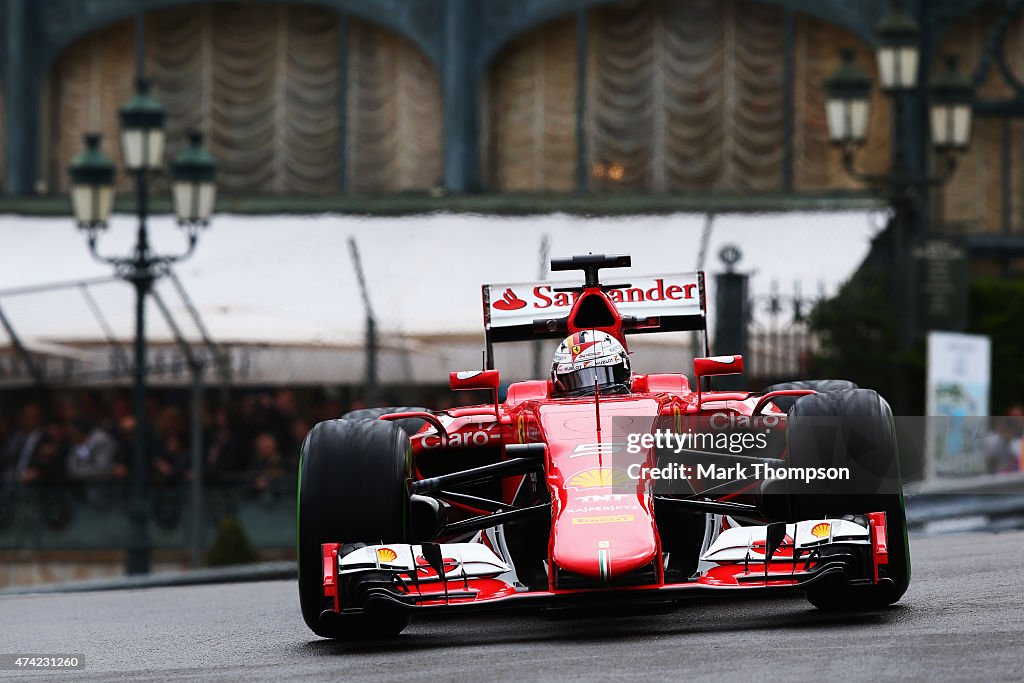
[67,78,217,576]
[171,131,218,227]
[875,5,921,91]
[930,55,975,150]
[69,134,116,228]
[119,78,167,172]
[825,48,873,146]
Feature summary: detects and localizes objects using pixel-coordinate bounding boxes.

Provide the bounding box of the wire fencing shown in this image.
[0,256,824,573]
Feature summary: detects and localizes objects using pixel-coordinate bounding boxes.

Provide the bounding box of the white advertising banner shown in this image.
[926,331,992,479]
[485,273,704,329]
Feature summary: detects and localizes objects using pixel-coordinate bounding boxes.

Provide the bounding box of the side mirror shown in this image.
[449,370,500,392]
[693,355,744,378]
[450,370,501,418]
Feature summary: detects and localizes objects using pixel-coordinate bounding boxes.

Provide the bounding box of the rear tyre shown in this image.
[785,388,910,610]
[341,406,430,437]
[763,379,858,412]
[297,419,412,639]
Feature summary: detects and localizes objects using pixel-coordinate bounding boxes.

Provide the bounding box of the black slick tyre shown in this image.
[296,418,412,638]
[784,388,910,610]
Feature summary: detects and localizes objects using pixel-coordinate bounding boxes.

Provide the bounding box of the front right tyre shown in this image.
[297,418,412,639]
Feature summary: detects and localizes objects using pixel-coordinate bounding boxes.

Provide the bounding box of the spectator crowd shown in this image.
[6,390,1022,491]
[0,389,410,492]
[983,405,1024,474]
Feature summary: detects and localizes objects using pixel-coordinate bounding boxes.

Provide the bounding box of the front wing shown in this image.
[319,513,891,622]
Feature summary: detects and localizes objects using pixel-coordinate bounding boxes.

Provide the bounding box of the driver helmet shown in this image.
[551,330,631,397]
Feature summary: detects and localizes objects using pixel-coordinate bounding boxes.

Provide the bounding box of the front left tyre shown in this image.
[784,388,910,610]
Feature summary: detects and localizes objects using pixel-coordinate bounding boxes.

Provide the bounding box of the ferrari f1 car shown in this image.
[297,254,909,639]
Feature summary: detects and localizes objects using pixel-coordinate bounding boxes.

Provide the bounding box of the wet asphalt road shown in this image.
[1,530,1022,682]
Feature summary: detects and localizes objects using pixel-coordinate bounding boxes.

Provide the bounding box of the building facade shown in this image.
[0,0,1023,241]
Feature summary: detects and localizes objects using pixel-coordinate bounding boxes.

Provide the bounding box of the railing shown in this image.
[745,328,817,383]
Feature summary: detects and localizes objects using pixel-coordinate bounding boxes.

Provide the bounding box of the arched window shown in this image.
[44,3,442,195]
[482,0,891,195]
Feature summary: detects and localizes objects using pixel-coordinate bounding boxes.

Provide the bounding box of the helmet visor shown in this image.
[555,364,631,396]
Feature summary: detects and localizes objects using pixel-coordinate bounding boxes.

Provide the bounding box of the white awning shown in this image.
[0,210,883,349]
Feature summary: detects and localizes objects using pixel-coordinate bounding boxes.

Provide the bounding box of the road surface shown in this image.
[1,530,1021,681]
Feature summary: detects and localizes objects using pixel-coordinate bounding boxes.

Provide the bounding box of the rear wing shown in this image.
[482,271,707,368]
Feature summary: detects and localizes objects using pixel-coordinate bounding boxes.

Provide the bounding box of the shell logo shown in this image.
[567,467,630,490]
[811,523,831,539]
[376,547,398,563]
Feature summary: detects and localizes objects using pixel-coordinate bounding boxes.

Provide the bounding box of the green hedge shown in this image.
[968,278,1024,414]
[811,273,1024,416]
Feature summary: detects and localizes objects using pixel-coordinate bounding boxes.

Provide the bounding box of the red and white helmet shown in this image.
[551,330,631,397]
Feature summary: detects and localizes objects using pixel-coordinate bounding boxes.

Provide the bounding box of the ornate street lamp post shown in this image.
[68,78,217,576]
[823,3,974,411]
[823,4,974,411]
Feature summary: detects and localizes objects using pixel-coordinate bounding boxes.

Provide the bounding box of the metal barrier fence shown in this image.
[0,482,295,552]
[745,329,816,384]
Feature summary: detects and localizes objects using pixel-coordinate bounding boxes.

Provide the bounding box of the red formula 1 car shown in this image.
[297,254,909,639]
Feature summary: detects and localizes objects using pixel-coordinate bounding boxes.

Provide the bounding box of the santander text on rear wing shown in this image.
[482,272,706,348]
